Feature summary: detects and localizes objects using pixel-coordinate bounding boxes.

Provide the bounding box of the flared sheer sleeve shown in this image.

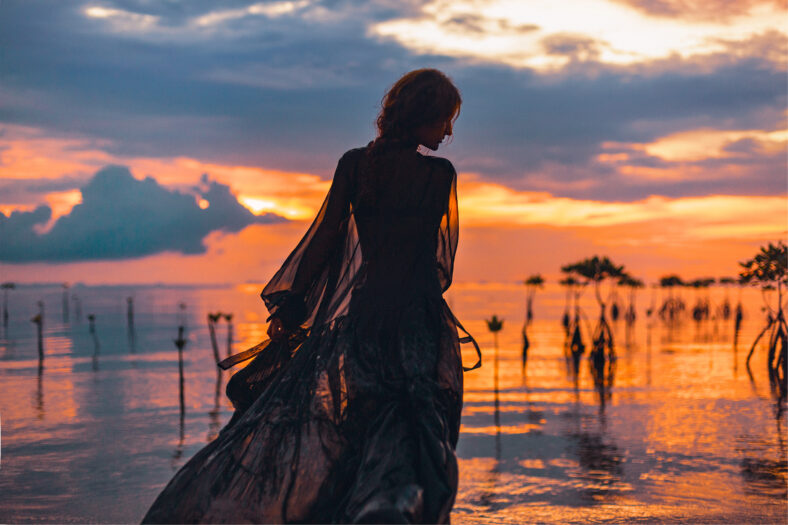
[434,158,458,292]
[433,158,482,371]
[261,150,357,330]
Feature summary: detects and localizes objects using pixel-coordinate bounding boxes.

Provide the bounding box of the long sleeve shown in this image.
[434,158,458,293]
[261,151,355,330]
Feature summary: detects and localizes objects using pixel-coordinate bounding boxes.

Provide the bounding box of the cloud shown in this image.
[0,0,784,202]
[370,0,788,70]
[0,165,286,262]
[541,33,602,62]
[612,0,786,22]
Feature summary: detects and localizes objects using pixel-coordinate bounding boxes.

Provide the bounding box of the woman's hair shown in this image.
[369,69,461,158]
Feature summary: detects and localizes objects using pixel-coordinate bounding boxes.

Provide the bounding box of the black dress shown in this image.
[142,145,481,524]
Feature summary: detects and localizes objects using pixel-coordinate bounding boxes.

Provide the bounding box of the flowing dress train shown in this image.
[141,145,481,524]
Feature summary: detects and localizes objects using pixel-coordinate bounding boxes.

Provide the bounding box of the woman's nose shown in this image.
[444,120,453,136]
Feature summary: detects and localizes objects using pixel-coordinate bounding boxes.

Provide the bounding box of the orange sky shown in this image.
[1,0,786,286]
[0,124,783,285]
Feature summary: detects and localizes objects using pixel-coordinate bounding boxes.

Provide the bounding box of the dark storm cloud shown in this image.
[0,0,784,201]
[0,165,285,262]
[0,176,88,198]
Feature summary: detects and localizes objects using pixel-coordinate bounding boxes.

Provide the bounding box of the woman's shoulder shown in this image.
[421,155,456,190]
[339,146,368,165]
[423,155,456,174]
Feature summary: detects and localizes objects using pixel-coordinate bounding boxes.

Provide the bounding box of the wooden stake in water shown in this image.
[126,297,135,350]
[32,311,44,363]
[174,325,187,422]
[62,283,70,324]
[2,282,15,328]
[88,314,100,370]
[224,313,233,358]
[207,313,221,363]
[72,294,82,323]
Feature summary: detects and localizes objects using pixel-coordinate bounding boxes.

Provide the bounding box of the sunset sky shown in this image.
[1,0,785,285]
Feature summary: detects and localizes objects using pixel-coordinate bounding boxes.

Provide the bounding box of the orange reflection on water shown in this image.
[0,284,785,523]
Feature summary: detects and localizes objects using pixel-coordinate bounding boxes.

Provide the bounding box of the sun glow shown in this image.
[238,196,310,219]
[456,174,786,241]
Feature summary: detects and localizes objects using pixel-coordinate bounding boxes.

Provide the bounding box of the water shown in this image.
[0,283,785,523]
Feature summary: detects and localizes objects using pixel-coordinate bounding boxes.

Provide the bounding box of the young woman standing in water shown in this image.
[142,68,481,524]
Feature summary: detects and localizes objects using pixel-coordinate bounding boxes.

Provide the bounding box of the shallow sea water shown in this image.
[0,283,785,523]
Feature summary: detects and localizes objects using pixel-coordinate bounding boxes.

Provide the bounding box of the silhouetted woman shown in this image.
[142,68,481,524]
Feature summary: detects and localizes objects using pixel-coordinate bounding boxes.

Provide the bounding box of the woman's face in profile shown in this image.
[414,118,454,151]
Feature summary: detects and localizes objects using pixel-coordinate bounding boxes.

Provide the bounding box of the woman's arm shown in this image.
[261,150,356,332]
[434,158,458,292]
[289,156,353,296]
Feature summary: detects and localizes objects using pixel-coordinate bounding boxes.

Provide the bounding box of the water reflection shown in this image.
[476,341,503,511]
[567,417,624,502]
[35,359,44,419]
[1,284,786,523]
[172,324,188,471]
[72,294,82,323]
[208,370,223,442]
[127,297,136,353]
[88,314,100,371]
[590,353,615,411]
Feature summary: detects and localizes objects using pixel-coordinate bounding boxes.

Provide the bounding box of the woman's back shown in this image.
[348,147,453,301]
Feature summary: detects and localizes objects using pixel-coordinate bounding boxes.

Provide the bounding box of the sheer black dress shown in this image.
[142,145,481,524]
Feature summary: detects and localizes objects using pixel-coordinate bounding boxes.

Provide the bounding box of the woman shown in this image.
[142,68,480,524]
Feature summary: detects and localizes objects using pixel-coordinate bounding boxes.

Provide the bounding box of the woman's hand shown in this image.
[267,317,288,342]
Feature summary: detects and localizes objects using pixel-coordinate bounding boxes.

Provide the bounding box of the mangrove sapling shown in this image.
[609,282,621,322]
[740,241,788,397]
[690,278,714,322]
[659,275,685,322]
[559,273,587,373]
[569,320,585,375]
[524,274,544,325]
[734,275,746,340]
[619,275,644,349]
[646,283,657,318]
[719,277,737,320]
[486,315,504,350]
[560,277,579,334]
[561,256,627,369]
[619,275,644,325]
[735,302,744,338]
[484,313,505,445]
[208,312,222,363]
